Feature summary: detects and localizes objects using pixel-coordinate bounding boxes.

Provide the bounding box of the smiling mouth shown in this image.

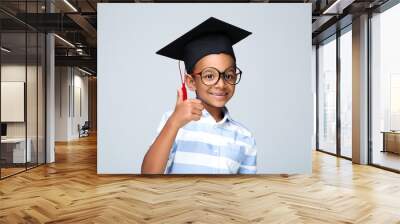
[209,92,228,97]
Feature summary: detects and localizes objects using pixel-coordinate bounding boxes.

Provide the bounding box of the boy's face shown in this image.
[185,53,236,108]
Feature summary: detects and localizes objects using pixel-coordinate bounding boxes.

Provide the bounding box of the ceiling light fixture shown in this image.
[322,0,354,15]
[78,67,93,76]
[54,34,75,48]
[63,0,78,12]
[1,47,11,53]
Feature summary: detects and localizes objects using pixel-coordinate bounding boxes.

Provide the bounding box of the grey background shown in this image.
[97,3,313,174]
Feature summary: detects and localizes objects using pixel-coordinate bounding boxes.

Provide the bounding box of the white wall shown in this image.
[98,3,313,174]
[1,65,41,138]
[70,72,89,138]
[55,66,69,141]
[55,67,89,141]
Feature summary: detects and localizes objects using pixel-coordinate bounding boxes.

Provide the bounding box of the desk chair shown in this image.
[79,121,90,138]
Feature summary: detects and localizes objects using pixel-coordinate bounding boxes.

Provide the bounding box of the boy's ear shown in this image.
[185,74,196,91]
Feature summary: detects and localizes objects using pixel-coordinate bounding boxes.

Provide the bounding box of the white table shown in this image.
[1,138,31,163]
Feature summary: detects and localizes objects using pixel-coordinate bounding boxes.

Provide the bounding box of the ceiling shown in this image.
[0,0,392,74]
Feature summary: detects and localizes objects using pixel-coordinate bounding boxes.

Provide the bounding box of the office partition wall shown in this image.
[0,1,47,179]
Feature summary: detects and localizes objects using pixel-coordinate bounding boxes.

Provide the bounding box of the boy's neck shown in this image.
[203,103,224,122]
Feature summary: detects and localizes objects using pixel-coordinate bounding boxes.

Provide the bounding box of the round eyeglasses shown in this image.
[191,66,242,86]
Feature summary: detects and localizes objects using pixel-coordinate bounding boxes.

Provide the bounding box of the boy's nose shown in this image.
[215,76,226,88]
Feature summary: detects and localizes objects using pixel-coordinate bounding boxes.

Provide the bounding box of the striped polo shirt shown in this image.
[155,107,257,174]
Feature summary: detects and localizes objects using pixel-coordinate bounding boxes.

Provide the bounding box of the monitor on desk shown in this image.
[1,123,7,138]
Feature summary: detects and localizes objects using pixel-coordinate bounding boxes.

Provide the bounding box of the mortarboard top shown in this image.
[156,17,252,73]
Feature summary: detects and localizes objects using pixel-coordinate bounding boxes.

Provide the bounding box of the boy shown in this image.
[141,17,256,174]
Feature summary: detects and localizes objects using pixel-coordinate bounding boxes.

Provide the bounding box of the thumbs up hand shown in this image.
[170,88,205,128]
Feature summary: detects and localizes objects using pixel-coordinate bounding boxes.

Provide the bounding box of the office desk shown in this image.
[1,138,32,163]
[382,131,400,154]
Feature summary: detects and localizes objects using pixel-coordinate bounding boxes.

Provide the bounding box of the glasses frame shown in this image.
[191,66,242,86]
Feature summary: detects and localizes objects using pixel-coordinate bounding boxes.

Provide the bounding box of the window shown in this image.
[318,36,337,154]
[339,28,352,158]
[371,2,400,171]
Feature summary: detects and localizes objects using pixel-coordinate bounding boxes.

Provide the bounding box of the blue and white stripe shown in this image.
[156,107,257,174]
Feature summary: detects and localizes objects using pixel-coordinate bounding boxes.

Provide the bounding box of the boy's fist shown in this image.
[170,88,204,128]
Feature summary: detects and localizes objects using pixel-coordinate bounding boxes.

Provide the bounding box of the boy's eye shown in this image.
[224,72,237,81]
[224,74,233,81]
[202,70,217,80]
[205,74,215,79]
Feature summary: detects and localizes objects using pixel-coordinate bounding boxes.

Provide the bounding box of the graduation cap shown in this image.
[156,17,252,74]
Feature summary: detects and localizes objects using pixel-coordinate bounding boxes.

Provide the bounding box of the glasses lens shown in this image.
[201,68,219,85]
[224,67,241,85]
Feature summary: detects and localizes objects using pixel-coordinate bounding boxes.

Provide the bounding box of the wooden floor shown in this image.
[1,135,400,223]
[373,150,400,171]
[0,167,26,178]
[1,163,45,178]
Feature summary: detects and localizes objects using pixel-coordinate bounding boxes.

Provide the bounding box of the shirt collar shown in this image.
[202,106,232,126]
